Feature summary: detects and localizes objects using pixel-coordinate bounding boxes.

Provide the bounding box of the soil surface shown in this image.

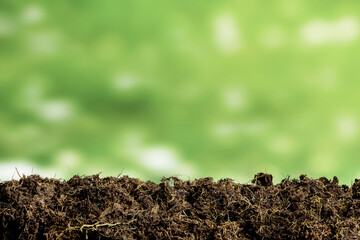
[1,173,360,239]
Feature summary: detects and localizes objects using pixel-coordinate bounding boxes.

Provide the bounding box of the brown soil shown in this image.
[1,172,360,239]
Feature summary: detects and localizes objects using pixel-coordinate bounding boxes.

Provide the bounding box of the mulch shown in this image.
[1,172,360,239]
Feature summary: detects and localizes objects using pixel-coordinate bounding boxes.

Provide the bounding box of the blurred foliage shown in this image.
[1,0,360,183]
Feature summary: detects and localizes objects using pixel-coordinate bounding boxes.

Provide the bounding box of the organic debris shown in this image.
[1,173,360,239]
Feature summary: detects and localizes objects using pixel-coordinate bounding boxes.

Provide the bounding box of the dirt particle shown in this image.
[251,172,273,187]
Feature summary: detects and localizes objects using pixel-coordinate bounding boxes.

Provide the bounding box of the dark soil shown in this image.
[1,172,360,239]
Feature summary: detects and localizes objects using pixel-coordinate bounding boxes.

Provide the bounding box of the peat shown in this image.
[1,172,360,239]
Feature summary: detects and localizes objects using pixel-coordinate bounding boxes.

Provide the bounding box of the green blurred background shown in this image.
[1,1,360,184]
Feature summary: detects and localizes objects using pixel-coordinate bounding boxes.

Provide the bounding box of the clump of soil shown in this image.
[1,172,360,239]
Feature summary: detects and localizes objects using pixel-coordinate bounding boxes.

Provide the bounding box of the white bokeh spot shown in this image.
[212,122,238,139]
[335,115,358,140]
[28,31,60,55]
[134,146,195,176]
[140,147,178,172]
[38,100,73,122]
[300,17,359,46]
[55,150,81,168]
[22,5,44,24]
[221,88,246,111]
[113,73,140,91]
[214,14,241,54]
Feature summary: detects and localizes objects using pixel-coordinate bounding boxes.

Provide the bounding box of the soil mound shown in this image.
[1,173,359,239]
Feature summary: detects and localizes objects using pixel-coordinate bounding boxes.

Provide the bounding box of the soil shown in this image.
[1,172,360,239]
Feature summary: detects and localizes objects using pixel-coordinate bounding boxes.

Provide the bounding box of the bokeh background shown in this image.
[1,1,360,184]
